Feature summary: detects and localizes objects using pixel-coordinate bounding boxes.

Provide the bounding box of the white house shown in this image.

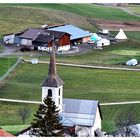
[97,38,110,47]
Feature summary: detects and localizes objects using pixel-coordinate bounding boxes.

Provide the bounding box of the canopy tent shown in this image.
[115,29,127,40]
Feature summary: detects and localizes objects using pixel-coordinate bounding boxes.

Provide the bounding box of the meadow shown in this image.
[0,57,18,77]
[1,101,140,133]
[1,62,140,103]
[0,3,140,135]
[5,4,140,21]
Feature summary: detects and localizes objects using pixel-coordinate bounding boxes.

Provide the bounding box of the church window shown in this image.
[48,89,52,97]
[59,88,61,96]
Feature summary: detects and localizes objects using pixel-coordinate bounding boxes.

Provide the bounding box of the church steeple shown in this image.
[42,45,64,87]
[48,45,56,78]
[41,42,64,113]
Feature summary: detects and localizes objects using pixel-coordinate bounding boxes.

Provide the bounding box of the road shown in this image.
[0,98,140,106]
[25,59,140,72]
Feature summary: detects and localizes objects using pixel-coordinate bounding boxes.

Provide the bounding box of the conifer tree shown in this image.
[30,96,64,137]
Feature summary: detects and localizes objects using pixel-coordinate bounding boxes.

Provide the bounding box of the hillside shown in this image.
[0,4,140,37]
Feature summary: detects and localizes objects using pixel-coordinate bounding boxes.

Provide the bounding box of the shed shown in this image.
[31,58,38,64]
[97,38,110,47]
[3,31,23,45]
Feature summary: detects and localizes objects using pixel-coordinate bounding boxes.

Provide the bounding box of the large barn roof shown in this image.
[62,98,101,126]
[48,24,91,40]
[20,28,43,40]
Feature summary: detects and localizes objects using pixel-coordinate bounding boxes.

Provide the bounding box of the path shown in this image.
[0,98,140,106]
[25,59,140,72]
[119,7,140,17]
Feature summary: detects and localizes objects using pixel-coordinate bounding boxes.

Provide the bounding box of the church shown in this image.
[17,45,102,137]
[41,45,102,137]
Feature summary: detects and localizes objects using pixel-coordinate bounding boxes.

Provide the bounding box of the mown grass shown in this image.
[0,101,140,133]
[0,5,95,38]
[0,46,4,53]
[0,57,18,77]
[5,3,140,21]
[0,124,30,135]
[127,5,140,15]
[1,62,140,103]
[101,104,140,132]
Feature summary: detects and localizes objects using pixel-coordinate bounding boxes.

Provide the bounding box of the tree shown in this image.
[115,108,138,137]
[29,96,64,137]
[18,106,30,124]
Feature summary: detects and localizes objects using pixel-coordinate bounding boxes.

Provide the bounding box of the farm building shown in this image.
[47,24,91,45]
[97,38,110,47]
[3,31,23,44]
[33,30,71,52]
[19,28,43,46]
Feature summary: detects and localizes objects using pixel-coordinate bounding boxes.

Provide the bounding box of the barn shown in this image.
[47,24,91,45]
[32,30,71,52]
[19,28,43,46]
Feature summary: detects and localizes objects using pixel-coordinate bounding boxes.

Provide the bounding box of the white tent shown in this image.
[126,59,138,66]
[97,38,110,47]
[115,29,127,40]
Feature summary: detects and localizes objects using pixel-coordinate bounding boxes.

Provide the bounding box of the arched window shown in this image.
[48,89,52,97]
[59,88,61,96]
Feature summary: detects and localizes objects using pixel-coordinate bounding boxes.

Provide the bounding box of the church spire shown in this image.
[48,44,56,78]
[42,38,64,87]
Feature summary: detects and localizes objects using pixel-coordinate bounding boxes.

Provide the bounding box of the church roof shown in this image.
[0,129,15,137]
[42,45,64,87]
[62,98,102,127]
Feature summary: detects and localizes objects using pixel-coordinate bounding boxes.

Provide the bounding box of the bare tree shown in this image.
[18,106,31,124]
[115,108,138,137]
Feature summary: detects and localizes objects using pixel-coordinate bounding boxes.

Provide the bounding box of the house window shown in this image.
[59,89,61,96]
[48,89,52,97]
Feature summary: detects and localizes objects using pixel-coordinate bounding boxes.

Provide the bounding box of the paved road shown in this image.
[25,59,140,72]
[0,98,140,106]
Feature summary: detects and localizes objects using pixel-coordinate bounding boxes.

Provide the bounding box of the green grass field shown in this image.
[0,101,140,133]
[0,57,18,77]
[1,62,140,103]
[127,5,140,15]
[5,4,140,21]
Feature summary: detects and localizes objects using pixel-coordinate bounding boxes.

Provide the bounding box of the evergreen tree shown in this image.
[30,96,64,137]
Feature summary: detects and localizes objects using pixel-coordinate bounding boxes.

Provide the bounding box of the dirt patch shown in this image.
[89,19,140,31]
